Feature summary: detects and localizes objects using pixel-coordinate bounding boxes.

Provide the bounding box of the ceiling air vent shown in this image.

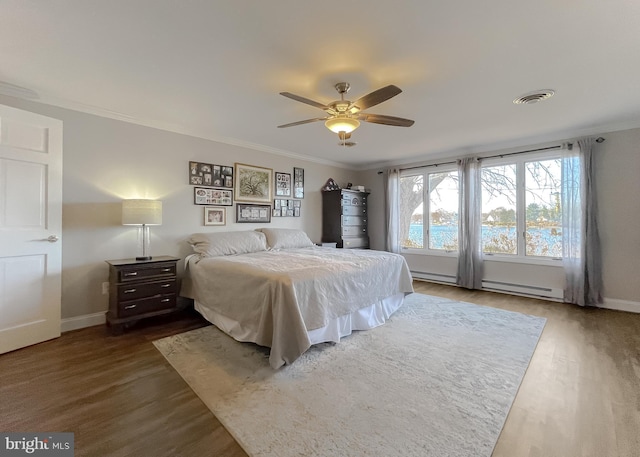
[513,89,555,105]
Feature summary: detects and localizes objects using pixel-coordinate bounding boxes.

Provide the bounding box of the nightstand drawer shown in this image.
[118,294,176,318]
[117,278,176,301]
[118,263,176,282]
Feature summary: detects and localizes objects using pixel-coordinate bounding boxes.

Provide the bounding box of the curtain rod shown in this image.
[389,137,605,174]
[396,145,563,172]
[398,160,457,172]
[479,144,564,160]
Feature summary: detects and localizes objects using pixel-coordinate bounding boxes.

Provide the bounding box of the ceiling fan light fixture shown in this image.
[325,117,360,134]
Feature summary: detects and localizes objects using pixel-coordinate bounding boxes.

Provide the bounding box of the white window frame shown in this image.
[480,149,564,265]
[400,164,459,256]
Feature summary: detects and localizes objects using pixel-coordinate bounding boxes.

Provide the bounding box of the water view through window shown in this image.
[400,155,563,258]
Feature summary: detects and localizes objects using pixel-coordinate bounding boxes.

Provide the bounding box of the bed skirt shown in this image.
[194,292,406,354]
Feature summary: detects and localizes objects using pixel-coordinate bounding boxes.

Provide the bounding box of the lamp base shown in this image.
[136,256,152,261]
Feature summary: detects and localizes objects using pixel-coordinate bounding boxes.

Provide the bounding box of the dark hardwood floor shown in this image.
[1,282,639,456]
[0,308,245,457]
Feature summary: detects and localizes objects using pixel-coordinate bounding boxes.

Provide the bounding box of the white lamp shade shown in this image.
[122,199,162,225]
[325,117,360,134]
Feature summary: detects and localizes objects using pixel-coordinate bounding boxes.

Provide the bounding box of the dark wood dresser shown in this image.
[106,256,179,334]
[322,189,370,248]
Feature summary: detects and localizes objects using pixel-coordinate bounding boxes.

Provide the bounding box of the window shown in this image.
[400,174,424,248]
[481,153,563,258]
[482,164,517,254]
[525,159,562,257]
[400,167,459,252]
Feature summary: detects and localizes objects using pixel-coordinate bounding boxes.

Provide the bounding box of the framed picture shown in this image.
[189,161,233,188]
[204,207,226,226]
[221,165,234,188]
[194,187,233,206]
[272,208,281,217]
[294,167,304,199]
[234,163,273,203]
[236,203,271,223]
[275,172,291,197]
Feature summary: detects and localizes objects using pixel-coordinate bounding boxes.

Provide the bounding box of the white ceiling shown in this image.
[2,1,640,168]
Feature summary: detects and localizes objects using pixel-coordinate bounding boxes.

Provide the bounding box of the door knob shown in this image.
[47,235,59,242]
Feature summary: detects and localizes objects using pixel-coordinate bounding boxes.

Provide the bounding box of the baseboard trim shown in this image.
[61,312,106,333]
[600,298,640,314]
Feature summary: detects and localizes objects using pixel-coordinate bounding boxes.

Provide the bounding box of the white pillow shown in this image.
[257,228,315,250]
[188,231,268,257]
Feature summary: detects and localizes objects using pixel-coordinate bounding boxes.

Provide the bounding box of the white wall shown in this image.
[595,129,640,304]
[360,128,640,306]
[0,96,359,321]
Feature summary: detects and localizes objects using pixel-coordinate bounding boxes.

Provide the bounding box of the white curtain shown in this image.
[384,168,400,253]
[456,157,483,289]
[562,139,603,306]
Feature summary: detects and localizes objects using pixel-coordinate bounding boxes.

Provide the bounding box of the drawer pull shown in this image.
[161,268,171,272]
[123,272,138,277]
[161,298,171,303]
[160,284,171,288]
[124,288,137,294]
[124,304,137,310]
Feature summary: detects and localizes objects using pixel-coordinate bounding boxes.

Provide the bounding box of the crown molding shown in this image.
[5,91,355,170]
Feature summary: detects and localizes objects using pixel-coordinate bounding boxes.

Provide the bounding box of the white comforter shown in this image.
[183,246,414,368]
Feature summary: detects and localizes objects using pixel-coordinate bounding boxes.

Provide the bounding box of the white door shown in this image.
[0,104,62,354]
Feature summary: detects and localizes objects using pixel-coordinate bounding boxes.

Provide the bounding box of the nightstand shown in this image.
[106,256,180,334]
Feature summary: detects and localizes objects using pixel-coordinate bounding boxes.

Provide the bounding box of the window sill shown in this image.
[482,254,563,267]
[401,248,457,257]
[400,249,563,267]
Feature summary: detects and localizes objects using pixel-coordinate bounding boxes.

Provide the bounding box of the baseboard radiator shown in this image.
[410,271,563,301]
[481,280,563,300]
[411,270,457,285]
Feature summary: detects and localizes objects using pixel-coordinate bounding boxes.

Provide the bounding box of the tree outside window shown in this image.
[400,168,459,252]
[398,152,564,259]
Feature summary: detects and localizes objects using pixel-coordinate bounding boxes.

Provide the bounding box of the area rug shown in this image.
[154,293,546,457]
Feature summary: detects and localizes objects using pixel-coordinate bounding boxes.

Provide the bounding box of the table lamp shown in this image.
[122,199,162,260]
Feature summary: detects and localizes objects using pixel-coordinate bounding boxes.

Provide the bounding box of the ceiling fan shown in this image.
[277,82,414,145]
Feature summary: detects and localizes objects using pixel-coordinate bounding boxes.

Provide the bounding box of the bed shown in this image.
[180,228,414,368]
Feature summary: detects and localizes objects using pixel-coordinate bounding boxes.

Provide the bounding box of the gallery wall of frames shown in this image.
[189,161,304,225]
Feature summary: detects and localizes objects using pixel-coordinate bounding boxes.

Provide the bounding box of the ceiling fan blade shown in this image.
[357,113,415,127]
[348,85,402,111]
[277,117,328,128]
[280,92,331,111]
